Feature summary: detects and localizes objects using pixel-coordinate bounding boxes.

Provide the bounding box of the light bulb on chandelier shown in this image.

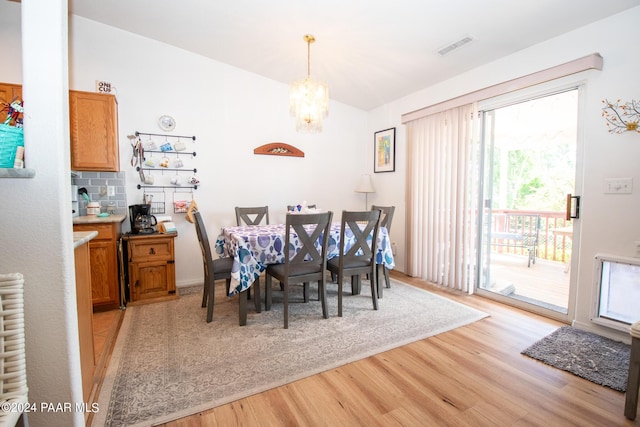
[289,34,329,133]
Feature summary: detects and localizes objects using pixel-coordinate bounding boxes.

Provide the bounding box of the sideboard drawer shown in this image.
[129,237,173,261]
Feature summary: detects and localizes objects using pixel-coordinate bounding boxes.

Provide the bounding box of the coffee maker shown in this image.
[129,204,157,234]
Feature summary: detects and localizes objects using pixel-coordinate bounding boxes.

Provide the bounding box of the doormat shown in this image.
[521,326,630,392]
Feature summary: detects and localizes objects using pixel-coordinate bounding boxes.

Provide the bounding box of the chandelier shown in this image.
[289,34,329,133]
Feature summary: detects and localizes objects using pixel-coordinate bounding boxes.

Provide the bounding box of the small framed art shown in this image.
[374,127,395,173]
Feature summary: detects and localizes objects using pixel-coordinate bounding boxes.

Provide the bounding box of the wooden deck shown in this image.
[484,252,570,312]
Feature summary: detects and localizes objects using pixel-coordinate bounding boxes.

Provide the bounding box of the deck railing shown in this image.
[491,209,572,263]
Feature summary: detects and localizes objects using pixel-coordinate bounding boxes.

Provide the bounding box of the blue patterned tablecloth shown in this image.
[215,223,395,296]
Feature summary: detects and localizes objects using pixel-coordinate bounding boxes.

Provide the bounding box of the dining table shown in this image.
[215,222,395,296]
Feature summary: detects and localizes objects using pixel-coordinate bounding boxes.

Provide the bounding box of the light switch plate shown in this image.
[604,178,633,194]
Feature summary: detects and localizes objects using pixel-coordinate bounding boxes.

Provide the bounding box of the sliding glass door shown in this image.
[476,89,579,315]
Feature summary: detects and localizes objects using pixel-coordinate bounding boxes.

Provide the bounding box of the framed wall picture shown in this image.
[374,127,395,173]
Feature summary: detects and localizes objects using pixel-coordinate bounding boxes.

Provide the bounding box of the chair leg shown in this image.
[376,265,383,299]
[370,268,379,311]
[303,282,310,303]
[206,281,215,323]
[625,336,640,420]
[384,265,391,288]
[319,278,328,319]
[265,275,272,311]
[352,274,362,295]
[201,282,208,308]
[338,273,343,317]
[283,281,289,329]
[238,290,248,326]
[253,277,261,313]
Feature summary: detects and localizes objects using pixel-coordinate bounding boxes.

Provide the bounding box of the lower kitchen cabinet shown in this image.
[73,222,122,310]
[74,239,95,404]
[124,233,177,303]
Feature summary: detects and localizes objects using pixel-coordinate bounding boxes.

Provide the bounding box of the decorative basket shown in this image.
[0,125,24,168]
[0,273,28,427]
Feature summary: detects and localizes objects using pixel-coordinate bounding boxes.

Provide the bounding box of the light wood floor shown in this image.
[95,272,639,427]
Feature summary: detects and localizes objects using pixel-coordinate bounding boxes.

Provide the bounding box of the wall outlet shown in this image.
[604,177,633,194]
[107,186,115,197]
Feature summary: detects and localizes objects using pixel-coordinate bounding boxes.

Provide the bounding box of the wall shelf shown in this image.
[0,168,36,178]
[137,184,198,190]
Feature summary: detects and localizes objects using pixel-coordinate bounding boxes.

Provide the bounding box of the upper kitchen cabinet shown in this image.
[70,90,120,171]
[0,83,23,127]
[0,83,22,104]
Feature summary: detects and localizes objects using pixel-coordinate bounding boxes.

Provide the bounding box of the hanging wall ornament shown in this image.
[601,99,640,134]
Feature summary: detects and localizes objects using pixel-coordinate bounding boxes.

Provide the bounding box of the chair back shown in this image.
[287,204,317,212]
[283,211,333,275]
[235,206,269,225]
[193,211,213,276]
[338,210,381,269]
[371,205,395,234]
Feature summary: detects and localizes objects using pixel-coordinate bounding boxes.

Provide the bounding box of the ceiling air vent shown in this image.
[437,35,475,56]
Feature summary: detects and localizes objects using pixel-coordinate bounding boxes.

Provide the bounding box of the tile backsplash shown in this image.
[73,171,127,216]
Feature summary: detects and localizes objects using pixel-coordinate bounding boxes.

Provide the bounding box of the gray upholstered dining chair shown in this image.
[371,205,395,292]
[264,211,333,329]
[327,209,382,317]
[194,211,259,325]
[235,206,269,226]
[287,204,316,212]
[235,206,269,296]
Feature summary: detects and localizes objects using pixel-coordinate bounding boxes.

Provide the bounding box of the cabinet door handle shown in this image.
[149,247,156,255]
[167,260,175,264]
[135,280,140,288]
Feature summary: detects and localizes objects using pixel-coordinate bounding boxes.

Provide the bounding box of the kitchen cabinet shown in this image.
[0,82,22,104]
[0,83,23,126]
[125,233,177,303]
[74,235,96,403]
[70,90,120,172]
[73,222,122,310]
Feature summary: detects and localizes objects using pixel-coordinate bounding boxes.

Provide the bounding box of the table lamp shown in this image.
[354,174,375,210]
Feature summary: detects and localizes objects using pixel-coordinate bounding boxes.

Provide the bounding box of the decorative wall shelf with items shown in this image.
[131,131,199,215]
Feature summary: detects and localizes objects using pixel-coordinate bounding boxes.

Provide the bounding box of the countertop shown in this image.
[73,214,127,224]
[73,230,98,248]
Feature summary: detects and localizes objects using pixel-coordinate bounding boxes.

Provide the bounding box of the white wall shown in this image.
[68,16,370,287]
[369,6,640,341]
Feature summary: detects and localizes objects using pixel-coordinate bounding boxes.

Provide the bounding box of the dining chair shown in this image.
[287,204,316,212]
[327,210,381,317]
[371,205,395,292]
[235,206,269,226]
[194,211,259,325]
[264,211,333,329]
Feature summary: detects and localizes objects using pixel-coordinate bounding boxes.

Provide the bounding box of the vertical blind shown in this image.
[406,103,479,292]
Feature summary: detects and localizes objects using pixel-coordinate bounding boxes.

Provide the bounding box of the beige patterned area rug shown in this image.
[94,279,488,426]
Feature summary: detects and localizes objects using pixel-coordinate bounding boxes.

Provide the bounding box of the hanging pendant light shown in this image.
[289,34,329,133]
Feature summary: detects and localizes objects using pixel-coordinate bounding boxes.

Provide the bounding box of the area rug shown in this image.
[521,326,631,392]
[94,279,488,427]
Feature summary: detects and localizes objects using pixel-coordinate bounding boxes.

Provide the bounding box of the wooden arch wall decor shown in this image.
[253,142,304,157]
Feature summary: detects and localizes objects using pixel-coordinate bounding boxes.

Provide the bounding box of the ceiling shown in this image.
[69,0,640,111]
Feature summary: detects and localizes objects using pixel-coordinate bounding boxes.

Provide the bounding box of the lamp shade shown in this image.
[354,174,375,193]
